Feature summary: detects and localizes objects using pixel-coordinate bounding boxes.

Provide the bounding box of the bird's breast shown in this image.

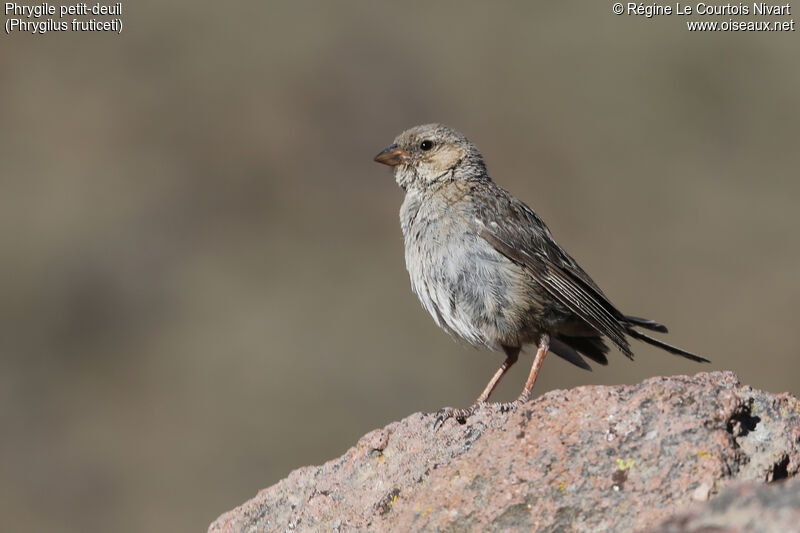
[399,192,537,350]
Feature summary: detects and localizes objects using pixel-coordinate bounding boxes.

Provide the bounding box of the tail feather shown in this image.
[626,327,709,363]
[549,338,592,370]
[624,315,668,333]
[560,335,611,364]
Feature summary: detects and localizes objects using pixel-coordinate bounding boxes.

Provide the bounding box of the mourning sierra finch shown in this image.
[374,124,708,428]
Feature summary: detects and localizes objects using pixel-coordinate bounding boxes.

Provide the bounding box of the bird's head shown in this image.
[374,124,488,190]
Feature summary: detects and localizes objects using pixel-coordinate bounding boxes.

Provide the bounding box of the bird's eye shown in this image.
[419,140,434,151]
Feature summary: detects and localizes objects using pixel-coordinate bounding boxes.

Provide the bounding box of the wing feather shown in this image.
[470,184,633,357]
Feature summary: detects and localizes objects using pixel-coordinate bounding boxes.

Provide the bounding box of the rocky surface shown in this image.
[209,372,800,532]
[645,476,800,533]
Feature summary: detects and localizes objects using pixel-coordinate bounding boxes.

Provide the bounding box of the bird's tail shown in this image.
[624,315,668,333]
[625,327,709,363]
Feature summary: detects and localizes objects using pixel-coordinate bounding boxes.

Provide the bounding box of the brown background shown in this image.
[2,2,798,532]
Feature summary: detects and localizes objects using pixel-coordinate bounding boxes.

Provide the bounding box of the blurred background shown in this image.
[2,2,798,532]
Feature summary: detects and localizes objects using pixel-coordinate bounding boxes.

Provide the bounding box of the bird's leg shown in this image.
[433,347,519,430]
[500,334,550,412]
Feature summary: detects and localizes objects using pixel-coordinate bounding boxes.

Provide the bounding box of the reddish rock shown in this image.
[209,372,800,532]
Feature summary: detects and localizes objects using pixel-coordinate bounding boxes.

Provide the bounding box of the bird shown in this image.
[374,124,708,429]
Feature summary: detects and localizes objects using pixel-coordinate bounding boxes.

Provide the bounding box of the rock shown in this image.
[645,477,800,533]
[209,372,800,532]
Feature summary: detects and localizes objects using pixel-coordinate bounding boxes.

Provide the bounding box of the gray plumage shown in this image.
[374,124,708,426]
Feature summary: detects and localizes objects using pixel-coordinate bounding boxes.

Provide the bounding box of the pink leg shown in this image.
[433,351,519,430]
[515,334,550,404]
[475,352,518,404]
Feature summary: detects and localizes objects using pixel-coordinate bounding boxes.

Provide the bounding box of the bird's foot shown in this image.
[498,399,524,413]
[432,402,485,430]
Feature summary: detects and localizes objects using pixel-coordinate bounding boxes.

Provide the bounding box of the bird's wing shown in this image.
[467,183,633,357]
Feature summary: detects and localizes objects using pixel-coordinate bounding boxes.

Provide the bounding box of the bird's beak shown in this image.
[374,144,410,167]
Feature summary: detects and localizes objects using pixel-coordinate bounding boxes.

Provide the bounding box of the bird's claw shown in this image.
[499,400,523,413]
[432,403,484,430]
[432,407,468,430]
[432,399,527,429]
